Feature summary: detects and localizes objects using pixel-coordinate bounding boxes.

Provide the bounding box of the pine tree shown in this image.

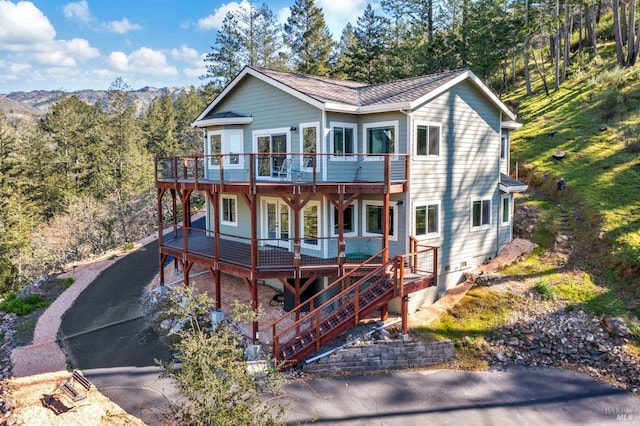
[332,23,358,79]
[203,12,243,88]
[144,93,178,157]
[284,0,335,76]
[350,4,392,83]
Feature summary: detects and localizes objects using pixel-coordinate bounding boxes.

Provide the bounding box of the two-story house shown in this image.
[155,66,526,365]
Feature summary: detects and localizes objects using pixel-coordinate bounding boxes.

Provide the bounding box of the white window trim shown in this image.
[362,200,398,241]
[206,129,244,169]
[220,194,238,227]
[414,121,441,160]
[500,194,511,227]
[330,200,359,237]
[413,200,441,239]
[363,120,398,160]
[329,121,358,161]
[301,200,322,250]
[470,197,492,231]
[300,121,320,171]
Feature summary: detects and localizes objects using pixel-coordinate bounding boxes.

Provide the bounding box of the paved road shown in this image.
[282,366,640,425]
[57,237,640,425]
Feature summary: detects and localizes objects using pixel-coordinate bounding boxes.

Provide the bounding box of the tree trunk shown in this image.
[554,0,560,91]
[591,0,598,56]
[613,0,626,65]
[524,0,532,95]
[627,0,638,65]
[562,0,571,83]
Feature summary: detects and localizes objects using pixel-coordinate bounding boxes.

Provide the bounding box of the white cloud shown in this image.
[184,66,205,78]
[64,38,100,61]
[108,51,129,71]
[102,18,143,34]
[317,0,370,37]
[0,0,56,50]
[63,0,92,24]
[197,0,251,31]
[170,45,202,66]
[108,47,178,77]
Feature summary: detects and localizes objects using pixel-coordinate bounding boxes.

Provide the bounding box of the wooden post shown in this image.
[382,155,391,264]
[252,277,259,343]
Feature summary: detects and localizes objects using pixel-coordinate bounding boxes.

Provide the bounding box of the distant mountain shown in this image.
[0,86,195,121]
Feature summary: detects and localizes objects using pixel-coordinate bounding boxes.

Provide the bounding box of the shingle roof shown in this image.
[250,66,467,107]
[250,67,367,105]
[500,173,528,193]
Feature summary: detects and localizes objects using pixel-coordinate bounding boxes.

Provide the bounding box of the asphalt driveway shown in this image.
[57,238,640,425]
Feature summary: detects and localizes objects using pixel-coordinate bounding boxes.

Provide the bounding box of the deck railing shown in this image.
[160,223,385,271]
[155,153,409,185]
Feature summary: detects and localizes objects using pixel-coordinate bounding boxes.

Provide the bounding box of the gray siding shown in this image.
[212,75,323,153]
[409,80,503,289]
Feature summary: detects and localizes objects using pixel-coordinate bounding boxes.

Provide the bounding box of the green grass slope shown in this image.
[508,44,640,296]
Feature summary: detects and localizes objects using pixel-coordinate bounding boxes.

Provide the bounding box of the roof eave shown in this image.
[501,120,523,130]
[191,116,254,128]
[500,183,528,193]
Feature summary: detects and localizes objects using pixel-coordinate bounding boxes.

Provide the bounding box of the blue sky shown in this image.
[0,0,374,93]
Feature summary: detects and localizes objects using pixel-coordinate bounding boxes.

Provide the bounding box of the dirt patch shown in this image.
[2,371,144,425]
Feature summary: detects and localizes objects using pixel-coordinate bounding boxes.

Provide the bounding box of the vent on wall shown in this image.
[444,265,450,272]
[460,261,468,268]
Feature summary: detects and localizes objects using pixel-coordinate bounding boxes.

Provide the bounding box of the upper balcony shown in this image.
[155,153,409,194]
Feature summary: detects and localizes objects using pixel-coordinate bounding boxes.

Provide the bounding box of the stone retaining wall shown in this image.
[302,339,454,375]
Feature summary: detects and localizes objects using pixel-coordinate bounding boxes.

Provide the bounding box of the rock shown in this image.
[603,317,630,337]
[495,352,506,362]
[160,319,172,330]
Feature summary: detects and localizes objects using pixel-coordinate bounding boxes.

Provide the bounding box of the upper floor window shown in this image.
[415,123,440,158]
[471,198,491,229]
[415,202,440,237]
[301,122,319,169]
[331,122,356,159]
[207,129,244,169]
[363,121,398,158]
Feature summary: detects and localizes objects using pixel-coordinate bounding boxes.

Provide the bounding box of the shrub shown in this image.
[123,242,135,251]
[534,280,555,301]
[63,277,75,289]
[0,293,51,316]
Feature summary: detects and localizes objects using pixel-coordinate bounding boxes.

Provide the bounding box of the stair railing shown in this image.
[272,255,398,363]
[271,248,387,337]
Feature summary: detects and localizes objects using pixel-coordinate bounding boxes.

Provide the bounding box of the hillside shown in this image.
[0,86,195,120]
[508,44,640,296]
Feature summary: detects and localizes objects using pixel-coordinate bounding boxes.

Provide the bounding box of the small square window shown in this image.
[415,203,439,236]
[416,124,440,157]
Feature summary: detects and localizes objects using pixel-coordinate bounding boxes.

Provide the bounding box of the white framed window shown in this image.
[220,195,238,226]
[207,129,244,169]
[207,130,244,168]
[500,131,509,160]
[363,120,398,159]
[501,194,511,226]
[362,200,397,241]
[252,128,290,179]
[414,201,440,238]
[471,198,492,230]
[300,122,319,170]
[415,121,441,158]
[330,122,357,160]
[301,201,321,250]
[331,201,358,236]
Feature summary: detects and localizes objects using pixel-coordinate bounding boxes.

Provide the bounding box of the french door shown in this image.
[257,133,287,179]
[262,198,290,249]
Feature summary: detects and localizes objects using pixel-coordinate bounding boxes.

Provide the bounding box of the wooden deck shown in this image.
[160,228,383,279]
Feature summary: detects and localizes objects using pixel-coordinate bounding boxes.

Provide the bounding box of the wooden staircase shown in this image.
[271,245,437,368]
